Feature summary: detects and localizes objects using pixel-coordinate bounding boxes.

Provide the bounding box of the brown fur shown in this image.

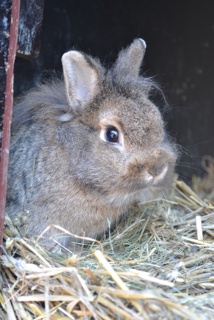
[6,39,177,249]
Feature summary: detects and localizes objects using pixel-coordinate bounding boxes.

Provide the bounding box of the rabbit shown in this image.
[6,39,177,250]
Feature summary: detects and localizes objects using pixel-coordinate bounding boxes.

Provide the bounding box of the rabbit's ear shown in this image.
[113,38,146,79]
[62,51,99,110]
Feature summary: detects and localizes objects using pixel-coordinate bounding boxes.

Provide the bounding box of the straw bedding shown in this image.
[1,157,214,319]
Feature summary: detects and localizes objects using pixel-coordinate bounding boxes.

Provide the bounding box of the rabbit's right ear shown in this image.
[113,38,147,79]
[62,51,99,111]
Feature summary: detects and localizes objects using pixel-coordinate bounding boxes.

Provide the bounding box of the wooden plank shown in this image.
[0,0,20,251]
[17,0,44,59]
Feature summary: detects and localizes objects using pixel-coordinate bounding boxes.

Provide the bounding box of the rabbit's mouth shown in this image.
[118,164,174,191]
[103,167,174,207]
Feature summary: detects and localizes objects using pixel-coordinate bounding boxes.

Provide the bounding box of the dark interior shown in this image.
[14,0,214,181]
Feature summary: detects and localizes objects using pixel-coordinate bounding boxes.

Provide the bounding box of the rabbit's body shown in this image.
[6,39,176,248]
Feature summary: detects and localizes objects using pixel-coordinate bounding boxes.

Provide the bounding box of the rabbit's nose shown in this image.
[148,164,168,181]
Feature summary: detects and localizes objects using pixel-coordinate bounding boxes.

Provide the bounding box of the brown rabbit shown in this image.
[6,39,177,249]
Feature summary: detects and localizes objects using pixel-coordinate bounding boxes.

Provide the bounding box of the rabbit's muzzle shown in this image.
[124,145,176,190]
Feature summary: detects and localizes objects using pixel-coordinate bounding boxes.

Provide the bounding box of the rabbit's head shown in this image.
[58,39,176,207]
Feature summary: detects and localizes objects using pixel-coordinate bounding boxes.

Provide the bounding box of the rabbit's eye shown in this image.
[105,126,119,143]
[99,125,123,147]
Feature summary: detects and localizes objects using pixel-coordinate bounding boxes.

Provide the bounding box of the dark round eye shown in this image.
[105,126,119,143]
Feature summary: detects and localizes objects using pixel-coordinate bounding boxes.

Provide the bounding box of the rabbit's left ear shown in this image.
[62,51,99,110]
[113,38,147,79]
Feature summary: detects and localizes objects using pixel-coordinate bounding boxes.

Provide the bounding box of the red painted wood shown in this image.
[0,0,20,250]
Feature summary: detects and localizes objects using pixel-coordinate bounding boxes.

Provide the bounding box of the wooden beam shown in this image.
[0,0,20,251]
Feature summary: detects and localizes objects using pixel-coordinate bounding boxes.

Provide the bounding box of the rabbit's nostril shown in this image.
[148,164,168,180]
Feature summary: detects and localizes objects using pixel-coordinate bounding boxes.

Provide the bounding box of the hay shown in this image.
[1,170,214,319]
